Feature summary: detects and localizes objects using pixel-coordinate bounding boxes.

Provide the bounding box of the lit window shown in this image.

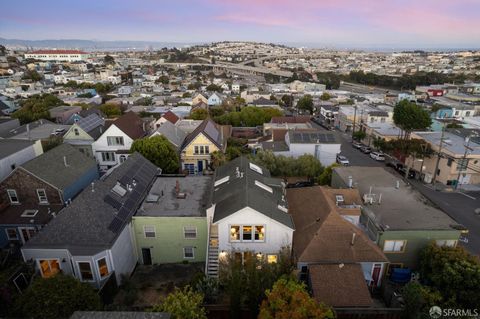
[7,189,19,204]
[39,260,60,278]
[97,258,109,278]
[184,226,197,239]
[267,255,278,264]
[6,228,18,240]
[78,262,93,281]
[243,226,252,241]
[436,240,457,247]
[184,247,194,259]
[383,240,406,252]
[255,226,265,241]
[144,226,156,238]
[37,189,48,204]
[230,225,240,241]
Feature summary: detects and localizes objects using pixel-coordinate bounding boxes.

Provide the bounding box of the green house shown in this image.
[332,166,463,270]
[132,176,212,265]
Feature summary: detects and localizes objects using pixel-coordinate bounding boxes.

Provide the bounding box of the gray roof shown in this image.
[22,144,97,191]
[288,131,340,144]
[0,139,35,160]
[261,141,289,152]
[212,157,294,229]
[333,166,460,231]
[151,121,187,148]
[23,153,159,255]
[0,119,71,140]
[139,176,213,217]
[415,131,480,156]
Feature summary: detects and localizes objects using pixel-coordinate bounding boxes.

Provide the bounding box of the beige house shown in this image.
[192,93,208,106]
[407,131,480,187]
[359,122,401,147]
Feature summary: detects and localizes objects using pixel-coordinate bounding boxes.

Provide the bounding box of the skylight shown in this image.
[249,163,263,175]
[255,180,273,193]
[112,183,127,197]
[21,209,38,217]
[214,175,230,187]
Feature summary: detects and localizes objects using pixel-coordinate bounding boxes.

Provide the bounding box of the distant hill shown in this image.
[0,37,199,51]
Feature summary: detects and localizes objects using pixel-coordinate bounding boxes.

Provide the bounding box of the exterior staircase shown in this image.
[205,224,219,278]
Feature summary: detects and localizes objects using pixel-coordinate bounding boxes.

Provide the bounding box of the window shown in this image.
[7,189,19,204]
[97,258,109,278]
[255,226,265,241]
[39,260,60,278]
[436,240,457,247]
[249,163,263,175]
[194,146,199,154]
[20,227,36,243]
[78,262,93,281]
[144,225,156,238]
[383,240,406,252]
[447,158,453,167]
[243,226,252,241]
[255,180,273,193]
[21,210,38,217]
[74,128,79,136]
[199,146,205,154]
[6,228,18,240]
[184,247,194,259]
[184,164,195,175]
[101,151,115,162]
[184,226,197,239]
[214,176,230,187]
[267,254,278,264]
[37,189,48,204]
[456,158,468,172]
[230,226,240,241]
[107,136,124,146]
[205,146,210,154]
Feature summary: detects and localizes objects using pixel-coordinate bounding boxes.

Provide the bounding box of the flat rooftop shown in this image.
[139,176,213,217]
[333,166,460,231]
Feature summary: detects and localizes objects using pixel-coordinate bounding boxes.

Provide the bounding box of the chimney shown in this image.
[348,176,353,188]
[351,233,356,246]
[63,156,70,167]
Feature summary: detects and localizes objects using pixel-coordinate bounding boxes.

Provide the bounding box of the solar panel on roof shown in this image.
[77,114,104,132]
[108,216,125,233]
[116,207,131,222]
[104,194,122,210]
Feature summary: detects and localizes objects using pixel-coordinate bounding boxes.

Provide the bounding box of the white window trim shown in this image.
[18,227,36,244]
[184,226,198,239]
[95,256,110,279]
[144,225,156,238]
[77,261,95,282]
[37,189,48,204]
[383,240,406,252]
[183,247,195,259]
[7,189,19,204]
[435,239,458,248]
[229,224,266,243]
[5,228,18,240]
[37,259,61,278]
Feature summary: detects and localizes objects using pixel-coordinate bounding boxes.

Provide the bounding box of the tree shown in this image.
[281,94,293,108]
[352,130,366,141]
[393,100,432,139]
[99,104,122,118]
[42,136,63,152]
[252,151,324,178]
[190,108,209,120]
[0,45,6,56]
[419,243,480,309]
[214,107,283,127]
[130,136,180,173]
[316,164,339,186]
[320,92,331,101]
[14,274,101,319]
[150,286,207,319]
[401,282,442,319]
[206,83,223,92]
[296,95,314,114]
[104,54,115,65]
[23,70,42,81]
[210,150,227,169]
[12,94,64,124]
[258,277,335,319]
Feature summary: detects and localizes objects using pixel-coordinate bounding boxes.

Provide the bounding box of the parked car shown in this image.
[360,146,372,154]
[336,154,350,166]
[352,141,363,149]
[370,152,386,161]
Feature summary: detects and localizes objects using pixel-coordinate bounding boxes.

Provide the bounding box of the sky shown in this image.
[1,0,480,48]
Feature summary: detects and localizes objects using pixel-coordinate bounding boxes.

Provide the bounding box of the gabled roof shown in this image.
[152,121,187,148]
[252,97,277,106]
[287,186,387,263]
[21,144,97,192]
[110,111,145,140]
[0,139,35,160]
[162,111,180,124]
[23,153,159,255]
[212,157,294,229]
[181,119,226,151]
[77,113,105,134]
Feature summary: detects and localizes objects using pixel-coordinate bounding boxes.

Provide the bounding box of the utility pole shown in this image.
[431,121,446,189]
[455,136,472,190]
[351,104,357,140]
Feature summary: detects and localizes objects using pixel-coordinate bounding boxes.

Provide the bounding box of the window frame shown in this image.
[7,189,19,204]
[183,226,197,239]
[435,239,457,248]
[77,261,95,282]
[101,151,116,162]
[229,224,266,243]
[5,228,18,240]
[383,240,407,253]
[36,189,48,204]
[107,136,124,146]
[96,257,110,279]
[144,225,156,238]
[183,246,195,259]
[267,254,278,264]
[38,259,61,278]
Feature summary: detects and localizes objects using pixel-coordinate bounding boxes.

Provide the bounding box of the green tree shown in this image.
[320,92,331,101]
[14,274,101,319]
[210,150,227,169]
[130,136,180,173]
[23,70,42,81]
[296,95,314,114]
[104,54,115,65]
[12,94,64,124]
[393,100,432,139]
[352,130,366,141]
[252,151,324,178]
[316,164,339,186]
[100,104,122,118]
[258,277,335,319]
[206,83,223,92]
[150,286,207,319]
[281,94,293,108]
[191,108,209,120]
[42,136,63,152]
[419,243,480,309]
[401,282,442,319]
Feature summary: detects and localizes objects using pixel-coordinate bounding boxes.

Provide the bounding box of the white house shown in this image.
[21,154,159,288]
[92,112,145,169]
[232,83,241,93]
[0,139,43,181]
[207,92,223,106]
[205,157,294,277]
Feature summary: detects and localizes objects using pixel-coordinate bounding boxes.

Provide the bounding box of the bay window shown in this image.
[229,225,266,242]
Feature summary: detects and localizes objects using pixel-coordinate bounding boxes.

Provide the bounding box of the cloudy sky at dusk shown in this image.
[2,0,480,48]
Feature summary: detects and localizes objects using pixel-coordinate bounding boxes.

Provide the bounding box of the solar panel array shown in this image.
[77,114,104,133]
[291,132,337,143]
[204,121,220,143]
[107,158,159,233]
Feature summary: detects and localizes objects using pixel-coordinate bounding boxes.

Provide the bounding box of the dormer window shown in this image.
[21,209,38,218]
[335,195,345,205]
[255,180,273,193]
[249,163,263,175]
[7,189,19,204]
[214,176,230,187]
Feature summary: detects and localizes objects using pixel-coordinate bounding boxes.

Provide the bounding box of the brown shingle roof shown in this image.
[310,264,373,307]
[287,186,387,263]
[162,111,179,124]
[111,111,145,140]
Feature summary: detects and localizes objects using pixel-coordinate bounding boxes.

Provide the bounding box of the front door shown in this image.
[197,160,204,172]
[371,263,382,288]
[142,248,152,265]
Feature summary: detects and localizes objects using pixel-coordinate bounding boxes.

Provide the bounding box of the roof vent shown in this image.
[255,180,273,193]
[249,163,263,175]
[214,175,230,187]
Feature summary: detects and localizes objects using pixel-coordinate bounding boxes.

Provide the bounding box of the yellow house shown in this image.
[180,119,230,174]
[192,93,208,106]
